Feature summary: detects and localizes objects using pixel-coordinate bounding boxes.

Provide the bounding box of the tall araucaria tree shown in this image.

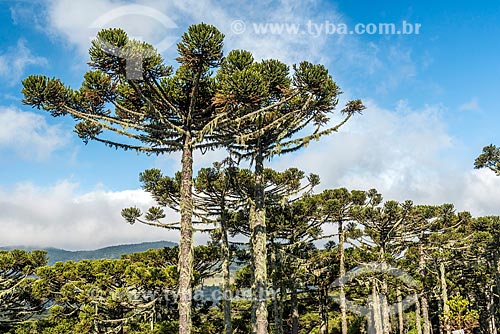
[314,188,375,334]
[123,162,243,334]
[213,50,365,334]
[21,23,229,334]
[124,164,319,334]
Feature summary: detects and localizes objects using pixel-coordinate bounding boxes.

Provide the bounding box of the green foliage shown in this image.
[475,144,500,175]
[22,23,229,155]
[0,250,47,327]
[213,48,364,158]
[440,295,479,332]
[19,20,500,334]
[21,23,365,334]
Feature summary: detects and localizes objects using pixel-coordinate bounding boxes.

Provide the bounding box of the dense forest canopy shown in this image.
[1,190,498,333]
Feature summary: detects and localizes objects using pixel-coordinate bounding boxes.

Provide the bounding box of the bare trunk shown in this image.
[179,136,194,334]
[397,288,404,334]
[278,278,285,334]
[496,255,500,333]
[319,285,329,334]
[438,299,443,334]
[419,242,430,334]
[381,280,391,334]
[291,281,299,334]
[221,207,232,334]
[497,255,500,299]
[250,203,257,333]
[370,281,383,334]
[487,284,497,334]
[94,304,99,333]
[339,220,348,334]
[252,152,268,334]
[378,247,390,334]
[421,296,430,334]
[272,278,279,334]
[150,305,155,331]
[270,242,282,334]
[415,294,422,334]
[440,262,450,334]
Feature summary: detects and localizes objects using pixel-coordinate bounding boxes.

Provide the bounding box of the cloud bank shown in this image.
[0,107,68,160]
[0,181,182,250]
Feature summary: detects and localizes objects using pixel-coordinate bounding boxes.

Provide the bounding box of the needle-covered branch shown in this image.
[475,144,500,175]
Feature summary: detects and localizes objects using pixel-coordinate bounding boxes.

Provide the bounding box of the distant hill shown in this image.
[0,241,176,265]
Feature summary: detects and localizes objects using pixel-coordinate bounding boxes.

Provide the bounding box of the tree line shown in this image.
[1,179,499,333]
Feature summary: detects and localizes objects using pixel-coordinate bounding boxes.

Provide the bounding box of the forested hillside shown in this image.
[0,241,176,265]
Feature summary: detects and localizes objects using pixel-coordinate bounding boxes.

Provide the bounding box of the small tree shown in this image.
[475,144,500,175]
[440,295,479,333]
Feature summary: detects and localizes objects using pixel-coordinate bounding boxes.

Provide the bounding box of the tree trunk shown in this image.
[272,278,279,334]
[378,248,390,334]
[270,242,282,334]
[397,288,404,334]
[339,220,348,334]
[440,262,450,334]
[94,304,99,334]
[419,242,431,334]
[291,281,299,334]
[250,203,257,334]
[421,296,431,334]
[415,294,422,334]
[278,277,285,334]
[487,284,497,334]
[438,299,443,334]
[319,285,329,334]
[151,304,155,331]
[381,280,391,334]
[496,255,500,332]
[370,281,383,334]
[497,254,500,298]
[221,206,232,334]
[179,137,194,334]
[252,152,268,334]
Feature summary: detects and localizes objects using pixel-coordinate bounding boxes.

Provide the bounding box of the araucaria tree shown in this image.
[21,23,226,334]
[213,50,365,334]
[0,250,47,330]
[475,144,500,175]
[21,22,364,334]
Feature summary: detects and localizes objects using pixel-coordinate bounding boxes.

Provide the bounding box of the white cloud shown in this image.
[272,100,500,216]
[0,181,186,250]
[39,0,426,103]
[40,0,353,66]
[375,46,417,94]
[159,98,500,218]
[459,169,500,216]
[44,0,180,56]
[0,39,47,83]
[0,107,68,160]
[12,0,496,252]
[459,97,480,112]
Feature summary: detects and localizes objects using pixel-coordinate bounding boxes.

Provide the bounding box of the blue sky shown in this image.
[1,0,500,249]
